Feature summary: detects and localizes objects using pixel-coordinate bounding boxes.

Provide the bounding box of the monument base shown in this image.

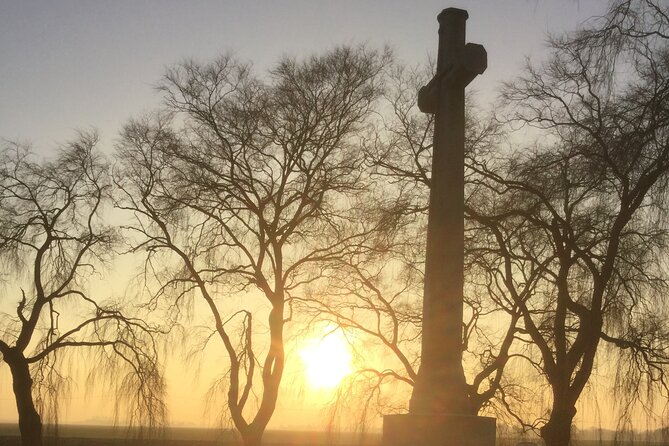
[383,413,496,446]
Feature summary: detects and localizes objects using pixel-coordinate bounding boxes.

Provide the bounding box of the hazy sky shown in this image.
[1,0,606,152]
[0,0,613,430]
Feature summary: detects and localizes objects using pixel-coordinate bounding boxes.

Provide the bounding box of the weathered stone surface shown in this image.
[384,414,496,446]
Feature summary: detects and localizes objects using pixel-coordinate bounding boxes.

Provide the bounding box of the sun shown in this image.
[299,328,352,389]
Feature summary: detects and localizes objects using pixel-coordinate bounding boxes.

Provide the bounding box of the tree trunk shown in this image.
[227,303,285,446]
[6,352,43,446]
[245,304,285,446]
[540,397,576,446]
[240,425,264,446]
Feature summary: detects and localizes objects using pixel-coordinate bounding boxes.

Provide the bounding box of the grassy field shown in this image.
[0,424,382,445]
[0,425,666,446]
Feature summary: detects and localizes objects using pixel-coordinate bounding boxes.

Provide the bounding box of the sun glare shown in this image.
[299,329,352,389]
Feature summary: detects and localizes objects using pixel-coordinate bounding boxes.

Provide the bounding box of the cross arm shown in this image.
[417,43,487,114]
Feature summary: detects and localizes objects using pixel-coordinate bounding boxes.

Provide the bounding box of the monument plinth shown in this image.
[382,8,496,446]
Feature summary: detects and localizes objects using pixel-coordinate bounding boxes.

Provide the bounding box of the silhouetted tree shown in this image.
[297,63,527,427]
[473,1,669,444]
[0,133,165,446]
[115,46,391,446]
[308,4,669,441]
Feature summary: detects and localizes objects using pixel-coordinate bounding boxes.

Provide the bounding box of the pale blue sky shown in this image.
[0,0,606,152]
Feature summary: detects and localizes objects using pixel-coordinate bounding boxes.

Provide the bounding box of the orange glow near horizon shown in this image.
[299,328,352,390]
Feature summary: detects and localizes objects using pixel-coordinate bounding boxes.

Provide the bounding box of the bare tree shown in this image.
[469,1,669,444]
[296,63,528,428]
[0,133,165,446]
[114,46,391,446]
[304,5,669,441]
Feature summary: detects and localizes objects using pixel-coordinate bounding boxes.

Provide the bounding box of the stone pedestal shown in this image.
[383,414,496,446]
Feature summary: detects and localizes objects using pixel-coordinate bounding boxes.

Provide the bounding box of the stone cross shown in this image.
[409,7,487,416]
[382,9,494,446]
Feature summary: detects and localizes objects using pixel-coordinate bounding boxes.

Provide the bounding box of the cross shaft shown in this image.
[409,7,487,416]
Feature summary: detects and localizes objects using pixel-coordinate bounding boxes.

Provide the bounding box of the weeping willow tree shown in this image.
[471,1,669,444]
[301,3,669,444]
[114,46,391,446]
[0,133,165,446]
[296,62,525,431]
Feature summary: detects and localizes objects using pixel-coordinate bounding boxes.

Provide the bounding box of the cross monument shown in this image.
[383,8,496,446]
